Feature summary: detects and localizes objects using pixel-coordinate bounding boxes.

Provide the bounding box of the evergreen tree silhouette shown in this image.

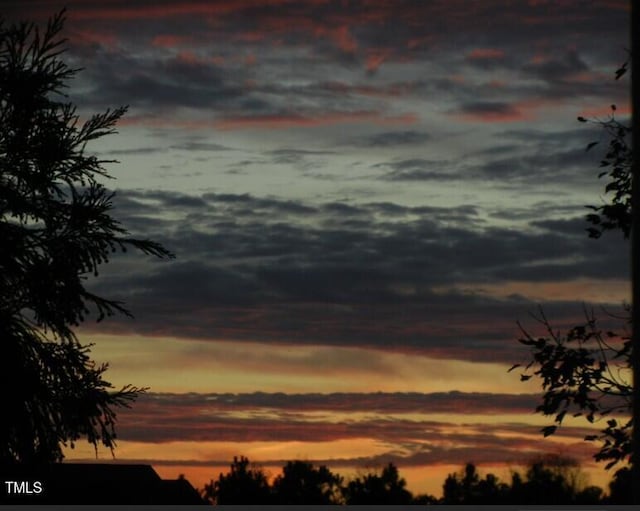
[0,10,173,464]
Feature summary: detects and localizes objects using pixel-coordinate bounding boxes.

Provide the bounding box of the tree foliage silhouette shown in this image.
[512,307,631,469]
[581,59,631,240]
[0,10,173,463]
[607,465,632,503]
[204,455,606,504]
[442,457,602,505]
[442,462,509,505]
[511,60,632,481]
[344,462,413,505]
[272,460,344,504]
[518,454,600,505]
[203,456,272,504]
[203,457,430,504]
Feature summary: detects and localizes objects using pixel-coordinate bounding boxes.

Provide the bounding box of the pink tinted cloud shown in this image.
[175,50,199,64]
[578,105,631,118]
[529,53,548,65]
[67,28,118,49]
[467,48,505,60]
[52,1,432,68]
[152,34,193,48]
[486,79,505,88]
[66,0,300,21]
[406,36,434,50]
[16,0,628,35]
[329,25,358,54]
[365,50,389,73]
[241,14,357,54]
[259,16,358,54]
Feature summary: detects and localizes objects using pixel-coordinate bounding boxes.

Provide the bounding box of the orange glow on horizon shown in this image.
[78,332,541,394]
[436,278,630,305]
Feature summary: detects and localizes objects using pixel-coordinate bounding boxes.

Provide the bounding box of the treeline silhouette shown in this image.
[201,454,632,505]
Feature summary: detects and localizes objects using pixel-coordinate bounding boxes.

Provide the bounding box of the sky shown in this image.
[4,0,632,497]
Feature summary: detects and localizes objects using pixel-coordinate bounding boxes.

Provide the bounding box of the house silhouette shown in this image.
[0,463,207,504]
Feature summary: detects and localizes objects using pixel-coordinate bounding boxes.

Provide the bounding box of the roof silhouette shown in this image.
[0,463,206,505]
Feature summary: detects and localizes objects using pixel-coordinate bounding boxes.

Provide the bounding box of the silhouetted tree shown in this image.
[412,492,439,504]
[344,463,413,505]
[515,454,602,505]
[442,463,510,505]
[607,465,632,503]
[444,457,602,505]
[512,307,631,470]
[0,10,173,463]
[519,455,580,504]
[576,485,605,505]
[580,66,631,240]
[272,460,343,504]
[203,456,272,504]
[510,60,633,488]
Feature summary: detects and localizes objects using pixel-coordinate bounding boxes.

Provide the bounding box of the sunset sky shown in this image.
[4,0,632,497]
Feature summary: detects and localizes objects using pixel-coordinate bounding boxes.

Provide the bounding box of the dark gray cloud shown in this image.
[103,146,169,156]
[371,122,606,185]
[380,169,456,182]
[458,101,520,118]
[354,130,431,147]
[110,190,625,289]
[373,158,458,182]
[531,217,597,237]
[82,190,628,362]
[523,50,590,83]
[171,141,234,152]
[470,147,600,184]
[266,148,337,171]
[76,50,246,112]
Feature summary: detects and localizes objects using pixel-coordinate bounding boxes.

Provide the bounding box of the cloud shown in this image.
[170,141,234,152]
[266,148,337,171]
[374,158,457,181]
[465,48,508,70]
[467,48,505,61]
[6,0,626,363]
[352,130,431,148]
[4,1,631,487]
[214,112,418,130]
[456,102,525,123]
[471,146,602,184]
[6,0,620,145]
[113,391,548,444]
[102,146,170,156]
[75,48,243,112]
[132,390,541,415]
[523,50,590,83]
[80,190,628,363]
[105,391,602,469]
